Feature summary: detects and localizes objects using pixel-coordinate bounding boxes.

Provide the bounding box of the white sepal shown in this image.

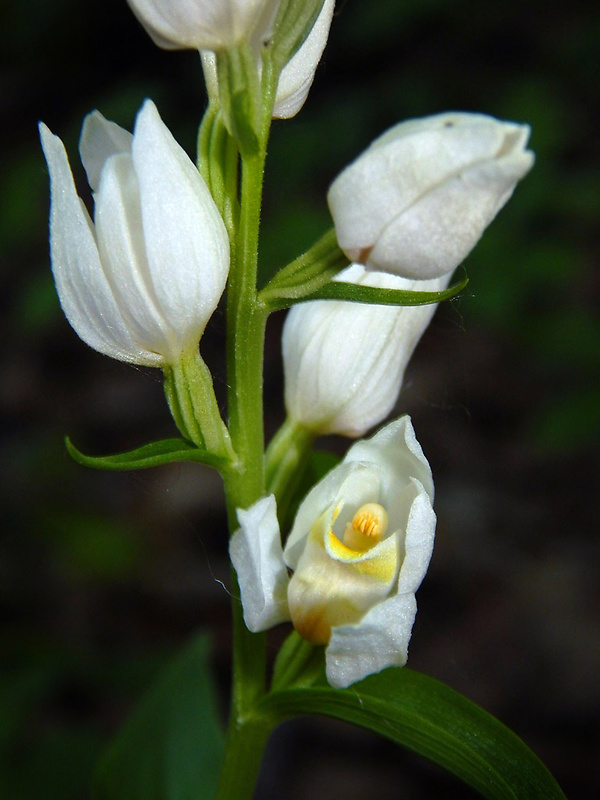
[131,101,229,357]
[328,111,534,279]
[326,593,417,688]
[40,100,229,367]
[79,111,133,192]
[229,496,291,631]
[272,0,335,119]
[39,123,153,365]
[282,264,450,437]
[127,0,280,51]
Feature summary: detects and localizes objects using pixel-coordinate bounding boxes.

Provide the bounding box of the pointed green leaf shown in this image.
[216,46,260,156]
[261,668,566,800]
[196,103,239,235]
[262,271,468,312]
[66,437,229,472]
[258,228,349,309]
[92,634,224,800]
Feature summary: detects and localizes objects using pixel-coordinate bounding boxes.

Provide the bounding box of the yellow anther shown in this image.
[342,503,389,552]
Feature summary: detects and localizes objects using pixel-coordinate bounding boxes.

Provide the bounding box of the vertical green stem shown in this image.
[218,139,272,797]
[225,153,268,510]
[215,48,284,800]
[215,715,276,800]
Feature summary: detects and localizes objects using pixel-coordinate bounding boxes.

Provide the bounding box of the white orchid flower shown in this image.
[328,111,534,279]
[282,264,450,438]
[126,0,280,52]
[229,416,436,688]
[200,0,335,118]
[39,100,229,367]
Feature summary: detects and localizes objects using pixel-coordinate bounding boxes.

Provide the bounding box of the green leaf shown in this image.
[196,103,239,236]
[262,270,469,312]
[261,668,566,800]
[92,634,224,800]
[216,46,260,156]
[66,437,229,472]
[258,228,349,309]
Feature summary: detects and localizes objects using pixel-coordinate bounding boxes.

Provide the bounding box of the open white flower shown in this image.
[126,0,280,51]
[229,416,436,688]
[39,100,229,367]
[200,0,335,118]
[328,111,534,279]
[282,264,450,437]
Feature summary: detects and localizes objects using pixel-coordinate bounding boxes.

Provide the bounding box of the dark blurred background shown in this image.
[2,0,599,797]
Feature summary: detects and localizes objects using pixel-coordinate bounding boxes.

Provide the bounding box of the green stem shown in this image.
[214,712,277,800]
[224,153,268,510]
[214,42,290,800]
[217,116,273,800]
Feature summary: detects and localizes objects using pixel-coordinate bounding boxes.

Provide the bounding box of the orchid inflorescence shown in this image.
[36,2,562,799]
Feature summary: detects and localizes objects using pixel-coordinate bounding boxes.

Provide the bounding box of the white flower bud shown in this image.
[271,0,335,118]
[229,416,436,688]
[282,264,449,437]
[126,0,280,52]
[328,112,534,279]
[39,100,229,367]
[200,0,335,118]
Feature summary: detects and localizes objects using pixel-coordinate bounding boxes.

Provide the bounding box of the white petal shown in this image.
[132,100,229,358]
[368,148,535,279]
[288,524,397,645]
[94,152,174,358]
[229,496,291,632]
[326,593,417,688]
[127,0,278,51]
[345,416,434,502]
[273,0,335,119]
[282,265,448,437]
[283,461,355,570]
[39,123,160,366]
[284,417,434,570]
[79,111,133,192]
[396,479,436,594]
[328,112,533,267]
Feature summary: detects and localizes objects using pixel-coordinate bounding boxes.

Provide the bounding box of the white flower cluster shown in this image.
[285,112,534,438]
[238,112,532,686]
[40,1,534,689]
